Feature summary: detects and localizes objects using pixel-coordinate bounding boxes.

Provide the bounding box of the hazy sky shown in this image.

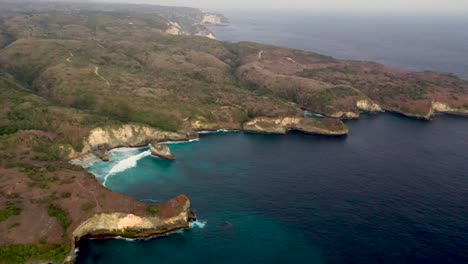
[93,0,468,12]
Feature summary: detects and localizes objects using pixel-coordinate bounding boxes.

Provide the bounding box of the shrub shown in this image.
[47,204,70,230]
[0,206,21,222]
[147,205,159,216]
[60,192,71,199]
[0,244,71,264]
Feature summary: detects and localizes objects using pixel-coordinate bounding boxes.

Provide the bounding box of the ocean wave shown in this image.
[190,220,207,229]
[102,150,151,186]
[198,129,240,134]
[160,138,200,144]
[110,146,149,153]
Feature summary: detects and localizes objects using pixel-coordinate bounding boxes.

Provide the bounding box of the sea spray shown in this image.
[198,129,240,134]
[102,150,151,186]
[111,146,149,153]
[160,138,200,144]
[190,220,207,229]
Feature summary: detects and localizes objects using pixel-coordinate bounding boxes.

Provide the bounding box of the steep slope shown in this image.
[234,42,468,119]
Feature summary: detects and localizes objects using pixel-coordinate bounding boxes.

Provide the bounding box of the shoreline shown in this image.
[69,111,468,169]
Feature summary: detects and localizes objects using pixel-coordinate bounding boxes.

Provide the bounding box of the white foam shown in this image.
[190,220,207,229]
[198,129,239,134]
[102,150,151,186]
[160,138,200,144]
[111,146,148,153]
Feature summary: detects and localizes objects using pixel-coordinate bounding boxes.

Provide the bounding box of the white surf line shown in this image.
[159,138,200,144]
[189,220,207,229]
[197,129,240,134]
[102,150,151,186]
[94,66,111,87]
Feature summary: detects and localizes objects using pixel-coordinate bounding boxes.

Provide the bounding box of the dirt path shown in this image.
[94,66,111,87]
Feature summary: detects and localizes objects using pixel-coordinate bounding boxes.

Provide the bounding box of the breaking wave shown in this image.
[198,129,240,134]
[102,150,151,186]
[160,138,200,144]
[190,220,207,229]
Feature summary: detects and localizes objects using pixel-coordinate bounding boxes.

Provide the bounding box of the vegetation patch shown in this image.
[47,204,70,231]
[147,205,159,216]
[0,206,21,222]
[81,202,96,212]
[0,244,71,264]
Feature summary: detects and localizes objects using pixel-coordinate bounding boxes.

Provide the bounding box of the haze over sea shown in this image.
[77,10,468,264]
[210,10,468,79]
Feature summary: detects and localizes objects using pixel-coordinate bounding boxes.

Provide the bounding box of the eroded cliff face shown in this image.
[243,117,348,136]
[73,195,193,241]
[201,14,228,25]
[191,120,242,132]
[77,124,196,160]
[165,22,183,35]
[356,100,384,113]
[432,101,468,116]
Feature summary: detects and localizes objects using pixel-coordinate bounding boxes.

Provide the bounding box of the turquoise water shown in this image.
[77,114,468,263]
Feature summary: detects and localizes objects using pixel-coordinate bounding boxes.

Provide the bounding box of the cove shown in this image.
[77,114,468,264]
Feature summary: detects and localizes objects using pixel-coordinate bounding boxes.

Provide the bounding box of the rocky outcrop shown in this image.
[78,124,197,160]
[165,22,183,35]
[191,119,242,132]
[330,111,360,119]
[242,117,348,136]
[356,100,384,113]
[73,195,194,241]
[201,13,228,26]
[432,101,468,116]
[150,143,176,160]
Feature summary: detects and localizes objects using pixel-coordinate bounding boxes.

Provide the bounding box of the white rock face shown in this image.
[201,14,225,25]
[165,21,183,35]
[432,101,468,114]
[195,31,216,39]
[331,111,360,119]
[243,117,348,135]
[78,124,190,157]
[356,99,384,112]
[73,195,192,240]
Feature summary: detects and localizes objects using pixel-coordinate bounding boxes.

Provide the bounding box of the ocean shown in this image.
[209,10,468,79]
[77,11,468,264]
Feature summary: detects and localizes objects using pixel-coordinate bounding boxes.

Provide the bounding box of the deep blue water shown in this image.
[209,10,468,79]
[77,114,468,264]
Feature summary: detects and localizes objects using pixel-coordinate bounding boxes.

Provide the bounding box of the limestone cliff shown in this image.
[201,13,228,26]
[165,22,183,35]
[191,119,242,132]
[330,111,360,119]
[243,117,348,136]
[77,124,197,160]
[432,101,468,116]
[356,100,384,113]
[73,195,194,241]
